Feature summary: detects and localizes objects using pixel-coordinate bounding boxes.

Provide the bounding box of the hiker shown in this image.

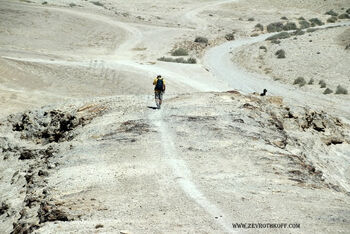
[153,75,166,109]
[260,89,267,96]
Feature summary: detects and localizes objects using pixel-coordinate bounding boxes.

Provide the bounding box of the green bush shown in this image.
[271,40,281,44]
[158,57,197,64]
[91,1,104,7]
[298,17,305,20]
[325,10,338,16]
[347,8,350,14]
[309,18,324,26]
[248,17,255,21]
[281,16,288,20]
[299,20,310,29]
[319,80,326,88]
[225,33,235,41]
[275,49,286,59]
[323,88,333,94]
[283,22,297,31]
[266,32,290,41]
[267,22,284,32]
[194,36,208,44]
[171,48,188,56]
[335,85,348,94]
[338,13,350,19]
[293,77,306,87]
[255,23,264,31]
[327,16,337,23]
[308,78,314,85]
[69,3,76,7]
[42,1,47,4]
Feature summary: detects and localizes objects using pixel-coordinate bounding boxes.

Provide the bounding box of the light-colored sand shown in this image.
[1,0,350,233]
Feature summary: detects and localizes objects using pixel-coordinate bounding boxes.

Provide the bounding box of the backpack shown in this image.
[155,78,165,91]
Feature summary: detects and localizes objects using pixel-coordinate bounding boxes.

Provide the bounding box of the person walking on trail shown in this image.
[153,75,166,109]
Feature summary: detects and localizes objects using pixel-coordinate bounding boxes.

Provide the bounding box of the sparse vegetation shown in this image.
[42,1,47,4]
[158,57,197,64]
[283,22,297,31]
[298,17,306,20]
[271,40,281,44]
[267,22,284,32]
[275,49,286,59]
[308,78,314,85]
[293,77,306,87]
[225,33,235,41]
[347,8,350,14]
[299,20,311,29]
[338,13,350,19]
[171,48,188,56]
[309,18,324,26]
[281,16,288,20]
[248,17,255,21]
[266,32,290,41]
[319,80,326,88]
[307,28,318,33]
[325,10,338,17]
[194,36,208,44]
[327,16,337,23]
[91,1,104,7]
[292,29,305,36]
[255,23,264,31]
[323,88,333,94]
[335,85,348,94]
[346,43,350,50]
[69,3,76,7]
[259,46,267,52]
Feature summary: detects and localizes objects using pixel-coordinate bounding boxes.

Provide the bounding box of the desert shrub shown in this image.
[319,80,326,88]
[283,22,297,31]
[225,33,235,41]
[308,78,314,85]
[299,20,311,29]
[259,46,267,52]
[338,13,350,19]
[346,44,350,50]
[186,57,197,64]
[335,85,348,94]
[194,36,208,44]
[293,77,306,87]
[309,18,324,26]
[255,23,264,31]
[271,40,281,44]
[267,22,284,32]
[325,10,338,16]
[327,16,337,23]
[248,17,255,21]
[266,32,290,41]
[323,88,333,94]
[157,57,196,64]
[69,3,76,7]
[298,17,305,20]
[347,8,350,14]
[275,49,286,58]
[42,1,47,4]
[91,1,104,7]
[171,48,188,56]
[307,28,318,33]
[281,16,288,20]
[292,29,305,36]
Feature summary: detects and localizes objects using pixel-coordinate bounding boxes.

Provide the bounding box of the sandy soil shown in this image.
[1,0,350,233]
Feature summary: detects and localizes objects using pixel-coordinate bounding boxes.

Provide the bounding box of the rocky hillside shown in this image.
[1,92,349,233]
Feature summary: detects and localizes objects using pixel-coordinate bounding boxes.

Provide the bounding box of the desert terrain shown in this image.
[1,0,350,233]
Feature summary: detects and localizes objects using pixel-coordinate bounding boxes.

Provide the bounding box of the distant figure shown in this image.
[153,75,166,109]
[260,89,267,96]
